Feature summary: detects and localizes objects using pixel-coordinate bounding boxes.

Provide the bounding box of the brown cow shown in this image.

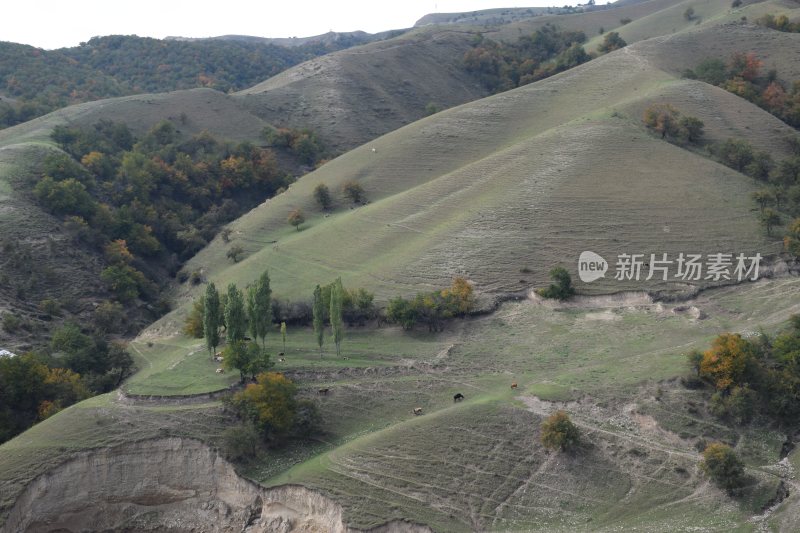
[511,382,518,389]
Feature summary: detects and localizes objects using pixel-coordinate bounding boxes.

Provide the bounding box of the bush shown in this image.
[2,313,21,333]
[425,102,442,116]
[537,266,575,300]
[39,299,61,317]
[222,423,261,461]
[541,411,580,451]
[700,442,746,494]
[598,32,626,53]
[342,181,366,204]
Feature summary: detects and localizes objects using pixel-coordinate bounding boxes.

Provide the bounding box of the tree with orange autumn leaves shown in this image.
[698,333,756,391]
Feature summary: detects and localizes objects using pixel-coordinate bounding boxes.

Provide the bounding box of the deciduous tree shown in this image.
[288,208,305,231]
[540,410,580,451]
[225,283,247,345]
[700,442,745,494]
[203,282,221,357]
[312,285,325,357]
[330,278,345,357]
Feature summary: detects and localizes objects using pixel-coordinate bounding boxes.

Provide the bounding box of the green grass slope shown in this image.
[3,278,799,530]
[168,40,787,337]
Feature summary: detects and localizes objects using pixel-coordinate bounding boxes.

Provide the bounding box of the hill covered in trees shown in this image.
[0,33,388,129]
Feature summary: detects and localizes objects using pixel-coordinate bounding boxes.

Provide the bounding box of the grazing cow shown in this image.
[511,382,518,389]
[413,407,423,416]
[278,357,286,362]
[318,388,330,395]
[215,368,225,374]
[453,393,465,402]
[278,352,285,356]
[214,356,224,362]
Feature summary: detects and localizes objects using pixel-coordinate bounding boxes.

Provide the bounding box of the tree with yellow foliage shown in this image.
[231,372,297,440]
[699,333,755,391]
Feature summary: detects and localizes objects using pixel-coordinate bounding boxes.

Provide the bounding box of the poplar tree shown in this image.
[225,283,247,344]
[312,285,325,358]
[330,277,344,357]
[203,282,221,358]
[247,270,272,349]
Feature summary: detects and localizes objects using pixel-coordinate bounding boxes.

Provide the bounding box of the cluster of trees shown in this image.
[712,136,800,240]
[642,101,800,247]
[201,271,278,383]
[597,32,627,54]
[36,120,293,304]
[0,34,381,128]
[684,53,800,128]
[687,315,800,427]
[225,371,319,450]
[642,104,705,145]
[463,24,591,92]
[537,266,576,300]
[756,13,800,33]
[262,126,328,166]
[386,278,475,332]
[310,278,377,356]
[0,322,134,443]
[313,180,367,211]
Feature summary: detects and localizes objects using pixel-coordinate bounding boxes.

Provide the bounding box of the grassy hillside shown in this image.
[3,278,799,530]
[235,27,489,152]
[2,1,800,530]
[171,34,792,333]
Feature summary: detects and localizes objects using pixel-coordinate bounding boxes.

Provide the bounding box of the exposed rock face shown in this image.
[1,438,430,533]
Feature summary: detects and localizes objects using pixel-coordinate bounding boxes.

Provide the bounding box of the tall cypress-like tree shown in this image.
[330,277,344,357]
[203,282,221,358]
[225,283,247,345]
[312,285,325,358]
[246,270,273,349]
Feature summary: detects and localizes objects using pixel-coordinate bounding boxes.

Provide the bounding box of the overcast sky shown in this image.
[1,0,570,50]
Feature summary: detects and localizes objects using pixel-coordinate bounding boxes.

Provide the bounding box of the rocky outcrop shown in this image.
[1,438,431,533]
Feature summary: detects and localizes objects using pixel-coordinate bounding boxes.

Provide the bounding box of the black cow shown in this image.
[454,393,465,402]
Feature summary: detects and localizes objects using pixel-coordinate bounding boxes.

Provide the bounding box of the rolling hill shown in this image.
[174,21,797,317]
[2,1,800,531]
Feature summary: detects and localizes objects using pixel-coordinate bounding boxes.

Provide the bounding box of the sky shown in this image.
[2,0,563,50]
